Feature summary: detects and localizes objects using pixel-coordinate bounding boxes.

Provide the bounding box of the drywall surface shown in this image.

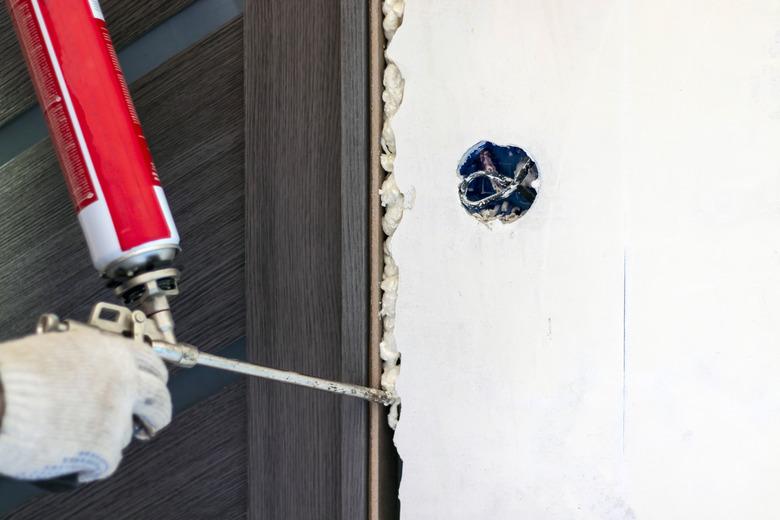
[390,1,780,518]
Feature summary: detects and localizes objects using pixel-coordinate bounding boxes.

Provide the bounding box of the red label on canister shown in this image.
[5,0,179,271]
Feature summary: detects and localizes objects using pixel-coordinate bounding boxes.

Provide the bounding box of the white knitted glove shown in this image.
[0,327,172,483]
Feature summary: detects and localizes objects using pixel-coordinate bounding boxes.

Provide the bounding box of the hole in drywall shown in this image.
[457,141,539,222]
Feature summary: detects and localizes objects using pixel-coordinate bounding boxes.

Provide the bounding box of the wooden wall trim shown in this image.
[340,1,371,519]
[368,3,384,518]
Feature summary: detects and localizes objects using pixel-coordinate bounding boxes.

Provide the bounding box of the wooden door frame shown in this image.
[245,1,398,518]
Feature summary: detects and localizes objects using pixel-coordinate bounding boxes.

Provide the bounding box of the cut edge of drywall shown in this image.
[379,0,406,431]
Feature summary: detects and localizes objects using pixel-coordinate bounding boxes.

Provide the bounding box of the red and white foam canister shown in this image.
[6,0,179,277]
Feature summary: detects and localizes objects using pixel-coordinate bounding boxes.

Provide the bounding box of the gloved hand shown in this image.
[0,326,172,483]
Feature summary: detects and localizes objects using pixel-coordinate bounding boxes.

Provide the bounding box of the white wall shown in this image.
[390,1,780,518]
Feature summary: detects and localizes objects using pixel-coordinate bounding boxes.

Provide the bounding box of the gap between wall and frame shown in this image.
[369,1,402,519]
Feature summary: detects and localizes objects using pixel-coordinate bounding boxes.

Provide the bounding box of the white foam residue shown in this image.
[379,0,406,429]
[382,0,405,41]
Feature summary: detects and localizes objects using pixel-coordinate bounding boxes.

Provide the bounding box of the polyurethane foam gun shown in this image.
[6,0,397,409]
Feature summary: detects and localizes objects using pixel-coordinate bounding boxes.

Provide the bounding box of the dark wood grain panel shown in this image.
[245,0,342,513]
[340,1,370,519]
[246,1,370,518]
[0,19,244,354]
[0,0,196,127]
[8,382,247,520]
